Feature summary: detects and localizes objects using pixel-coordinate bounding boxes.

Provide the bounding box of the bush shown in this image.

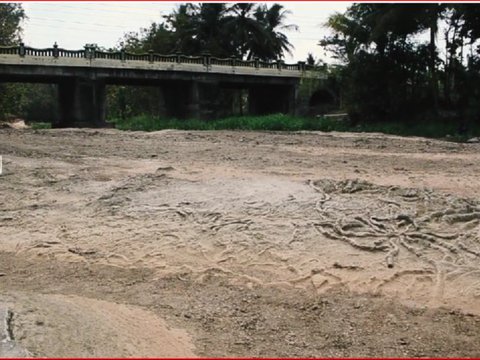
[109,113,480,141]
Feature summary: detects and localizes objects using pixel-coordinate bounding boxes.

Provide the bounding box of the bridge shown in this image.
[0,43,324,127]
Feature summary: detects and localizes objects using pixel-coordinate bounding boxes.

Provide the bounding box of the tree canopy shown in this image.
[0,3,28,120]
[120,3,297,61]
[320,3,480,127]
[0,3,25,45]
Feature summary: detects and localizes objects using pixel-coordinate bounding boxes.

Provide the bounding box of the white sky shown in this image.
[20,2,351,63]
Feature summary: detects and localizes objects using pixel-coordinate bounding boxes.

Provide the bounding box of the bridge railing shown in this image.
[58,49,85,58]
[94,50,122,60]
[234,59,256,68]
[152,54,177,63]
[259,61,277,69]
[210,57,231,66]
[0,46,19,55]
[24,46,57,57]
[179,55,203,65]
[0,43,309,72]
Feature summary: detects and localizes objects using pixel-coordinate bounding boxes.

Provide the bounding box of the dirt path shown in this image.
[1,128,480,357]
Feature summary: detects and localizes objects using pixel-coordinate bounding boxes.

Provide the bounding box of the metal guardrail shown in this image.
[0,43,312,72]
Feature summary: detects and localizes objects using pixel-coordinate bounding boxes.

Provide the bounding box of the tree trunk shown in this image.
[429,15,440,114]
[444,30,451,106]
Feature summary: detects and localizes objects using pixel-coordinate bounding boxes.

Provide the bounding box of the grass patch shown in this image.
[109,114,348,132]
[30,122,52,129]
[109,114,480,141]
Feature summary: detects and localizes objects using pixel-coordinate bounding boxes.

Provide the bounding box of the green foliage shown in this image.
[0,5,56,124]
[119,3,297,61]
[320,3,480,128]
[0,3,25,45]
[110,114,345,132]
[0,83,57,121]
[106,86,164,121]
[0,3,28,120]
[110,113,480,141]
[30,122,52,129]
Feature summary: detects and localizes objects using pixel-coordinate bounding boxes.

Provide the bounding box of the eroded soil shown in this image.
[1,128,480,357]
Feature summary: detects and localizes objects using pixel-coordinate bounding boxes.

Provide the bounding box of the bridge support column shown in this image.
[162,81,201,119]
[55,78,106,128]
[158,86,167,118]
[198,81,223,119]
[287,84,299,116]
[187,81,200,119]
[248,85,296,115]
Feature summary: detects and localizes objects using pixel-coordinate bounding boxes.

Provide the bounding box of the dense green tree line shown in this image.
[320,3,480,130]
[120,3,297,60]
[2,2,480,136]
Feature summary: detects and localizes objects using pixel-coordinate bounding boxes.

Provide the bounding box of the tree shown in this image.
[194,3,231,56]
[306,53,316,66]
[0,3,25,45]
[118,3,297,61]
[320,3,437,123]
[252,4,298,60]
[319,3,480,134]
[0,4,27,120]
[319,9,370,63]
[223,3,264,59]
[366,4,446,112]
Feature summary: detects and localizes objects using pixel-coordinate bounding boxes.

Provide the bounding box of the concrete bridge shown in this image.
[0,43,325,127]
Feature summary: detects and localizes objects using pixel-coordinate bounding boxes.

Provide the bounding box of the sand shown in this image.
[1,128,480,357]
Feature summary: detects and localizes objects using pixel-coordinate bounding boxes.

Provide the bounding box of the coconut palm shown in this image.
[224,3,265,60]
[253,4,298,61]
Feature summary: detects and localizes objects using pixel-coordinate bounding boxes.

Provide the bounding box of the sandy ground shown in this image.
[1,128,480,357]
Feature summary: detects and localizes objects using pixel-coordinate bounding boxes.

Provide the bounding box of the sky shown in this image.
[20,2,351,63]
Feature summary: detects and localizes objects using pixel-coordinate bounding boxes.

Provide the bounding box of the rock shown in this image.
[0,119,30,130]
[467,137,480,143]
[0,306,30,357]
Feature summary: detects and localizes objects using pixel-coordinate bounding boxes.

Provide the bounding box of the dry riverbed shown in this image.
[1,128,480,357]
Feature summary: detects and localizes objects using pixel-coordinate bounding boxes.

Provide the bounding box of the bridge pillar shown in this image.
[248,84,298,116]
[162,81,201,119]
[288,84,299,116]
[187,81,200,119]
[55,78,106,128]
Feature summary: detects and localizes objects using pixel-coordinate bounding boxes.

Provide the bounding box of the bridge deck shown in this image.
[0,45,323,79]
[0,54,304,78]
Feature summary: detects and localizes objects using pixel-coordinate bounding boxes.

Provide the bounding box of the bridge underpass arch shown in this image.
[104,80,299,124]
[0,74,108,128]
[307,88,337,116]
[1,70,303,128]
[0,81,58,124]
[0,76,300,128]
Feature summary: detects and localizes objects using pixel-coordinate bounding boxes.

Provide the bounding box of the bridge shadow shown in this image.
[1,77,299,127]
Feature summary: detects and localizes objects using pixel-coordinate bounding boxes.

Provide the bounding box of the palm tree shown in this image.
[164,4,200,54]
[320,9,371,63]
[194,3,231,57]
[224,3,265,60]
[366,4,445,111]
[253,4,298,61]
